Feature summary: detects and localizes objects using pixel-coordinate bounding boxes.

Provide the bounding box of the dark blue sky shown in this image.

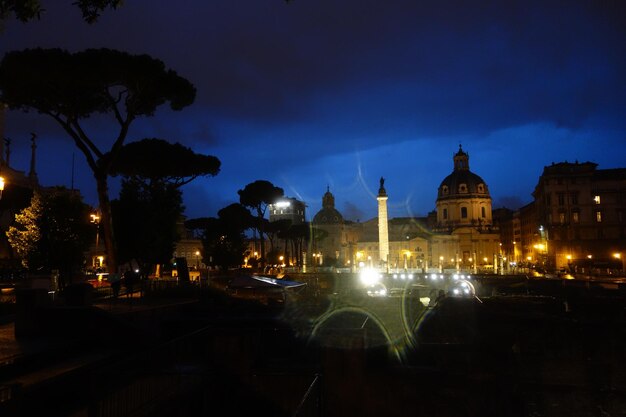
[3,1,626,221]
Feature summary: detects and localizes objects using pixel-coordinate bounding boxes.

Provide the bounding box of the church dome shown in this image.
[437,145,490,200]
[313,187,344,224]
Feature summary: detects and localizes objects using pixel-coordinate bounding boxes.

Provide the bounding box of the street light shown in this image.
[614,253,625,274]
[0,176,5,199]
[195,250,200,268]
[90,213,101,268]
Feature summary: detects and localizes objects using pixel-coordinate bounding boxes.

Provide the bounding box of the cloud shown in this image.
[342,201,365,222]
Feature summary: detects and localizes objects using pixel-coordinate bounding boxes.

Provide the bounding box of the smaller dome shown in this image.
[313,186,344,224]
[313,208,344,224]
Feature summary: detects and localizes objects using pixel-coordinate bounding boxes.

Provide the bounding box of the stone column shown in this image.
[377,177,389,270]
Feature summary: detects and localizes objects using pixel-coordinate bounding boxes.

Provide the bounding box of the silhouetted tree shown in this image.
[7,187,92,287]
[268,218,291,258]
[187,204,252,270]
[281,222,309,266]
[0,0,122,23]
[238,180,283,265]
[112,177,183,276]
[107,138,220,187]
[309,226,329,262]
[109,138,220,276]
[0,48,196,273]
[0,184,34,266]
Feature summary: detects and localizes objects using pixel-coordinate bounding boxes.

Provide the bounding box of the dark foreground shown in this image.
[1,274,626,417]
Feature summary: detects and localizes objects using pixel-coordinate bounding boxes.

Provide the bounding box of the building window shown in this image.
[478,184,484,193]
[461,207,468,218]
[442,185,448,195]
[572,212,579,223]
[559,212,566,224]
[481,207,486,218]
[571,193,578,205]
[443,208,448,219]
[594,195,601,204]
[596,211,602,222]
[459,184,467,193]
[558,194,565,206]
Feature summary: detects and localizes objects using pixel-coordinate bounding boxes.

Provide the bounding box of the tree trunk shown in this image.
[95,170,117,275]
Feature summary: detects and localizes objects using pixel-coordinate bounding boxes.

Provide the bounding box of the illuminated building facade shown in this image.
[355,217,430,270]
[311,187,358,266]
[269,197,306,225]
[311,146,501,272]
[533,161,626,272]
[431,146,500,271]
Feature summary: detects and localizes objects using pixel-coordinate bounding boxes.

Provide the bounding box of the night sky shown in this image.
[2,1,626,222]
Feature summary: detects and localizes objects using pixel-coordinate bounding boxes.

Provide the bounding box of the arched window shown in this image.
[481,207,486,218]
[461,207,468,218]
[459,184,467,193]
[443,208,448,219]
[478,184,484,193]
[442,185,449,195]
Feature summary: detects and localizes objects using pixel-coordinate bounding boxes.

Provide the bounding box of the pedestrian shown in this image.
[124,269,137,297]
[110,273,121,298]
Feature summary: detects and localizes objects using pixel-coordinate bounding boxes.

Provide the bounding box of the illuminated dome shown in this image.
[437,145,490,199]
[435,145,492,227]
[313,187,344,224]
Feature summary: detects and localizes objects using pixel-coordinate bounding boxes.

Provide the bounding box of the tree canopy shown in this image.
[0,47,196,273]
[107,138,220,187]
[110,138,221,274]
[7,187,93,285]
[0,0,122,23]
[186,203,253,270]
[238,180,284,265]
[112,177,183,271]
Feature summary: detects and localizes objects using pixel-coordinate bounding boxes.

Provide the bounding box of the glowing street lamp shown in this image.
[0,176,5,199]
[90,212,101,268]
[614,253,625,274]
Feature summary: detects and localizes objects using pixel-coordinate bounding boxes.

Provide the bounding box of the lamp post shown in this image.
[614,253,624,275]
[0,176,5,199]
[90,213,101,268]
